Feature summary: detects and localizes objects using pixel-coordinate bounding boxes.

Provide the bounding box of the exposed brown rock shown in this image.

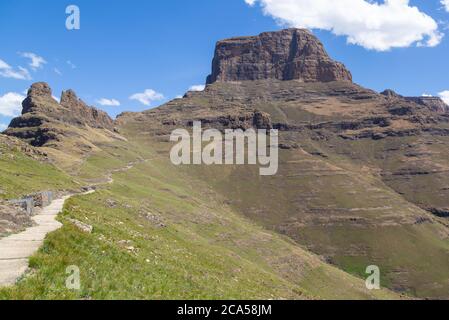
[4,82,115,147]
[60,89,114,129]
[206,28,352,84]
[406,97,449,113]
[381,89,449,114]
[21,82,59,115]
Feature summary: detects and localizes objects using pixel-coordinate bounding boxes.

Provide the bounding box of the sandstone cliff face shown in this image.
[206,28,352,84]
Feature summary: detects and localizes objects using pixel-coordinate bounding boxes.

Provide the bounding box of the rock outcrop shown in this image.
[5,82,115,147]
[406,97,449,113]
[59,89,114,129]
[187,110,273,131]
[21,82,59,115]
[206,28,352,84]
[13,82,114,130]
[381,89,449,114]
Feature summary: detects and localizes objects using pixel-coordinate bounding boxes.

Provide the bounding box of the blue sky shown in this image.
[1,0,449,129]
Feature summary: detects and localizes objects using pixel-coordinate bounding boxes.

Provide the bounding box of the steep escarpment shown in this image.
[206,28,352,84]
[117,29,449,299]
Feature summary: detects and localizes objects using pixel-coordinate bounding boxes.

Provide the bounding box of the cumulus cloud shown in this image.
[244,0,443,51]
[0,123,7,131]
[96,98,121,107]
[0,59,31,80]
[442,0,449,12]
[0,92,25,117]
[129,89,164,106]
[19,52,47,70]
[439,91,449,105]
[189,84,206,92]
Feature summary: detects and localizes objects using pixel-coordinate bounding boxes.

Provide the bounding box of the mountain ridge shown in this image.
[2,28,449,299]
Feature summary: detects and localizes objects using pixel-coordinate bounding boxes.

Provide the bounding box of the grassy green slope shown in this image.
[0,136,76,199]
[0,138,399,300]
[108,80,449,299]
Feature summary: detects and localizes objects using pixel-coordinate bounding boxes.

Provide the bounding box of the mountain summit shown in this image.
[206,28,352,84]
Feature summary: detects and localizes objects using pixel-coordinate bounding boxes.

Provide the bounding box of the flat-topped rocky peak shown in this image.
[22,82,59,115]
[27,82,53,97]
[206,28,352,84]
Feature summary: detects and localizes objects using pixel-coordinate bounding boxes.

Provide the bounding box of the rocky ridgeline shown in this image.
[59,89,114,129]
[381,89,449,114]
[19,82,114,129]
[5,82,114,146]
[206,28,352,84]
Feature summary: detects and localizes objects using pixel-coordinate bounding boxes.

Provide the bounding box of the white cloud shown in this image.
[0,60,10,70]
[67,60,77,69]
[189,84,206,92]
[245,0,443,51]
[442,0,449,12]
[0,92,25,117]
[129,89,164,106]
[422,93,433,97]
[0,123,8,131]
[52,95,60,103]
[439,90,449,105]
[0,59,31,80]
[54,68,62,76]
[96,98,121,107]
[19,52,47,70]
